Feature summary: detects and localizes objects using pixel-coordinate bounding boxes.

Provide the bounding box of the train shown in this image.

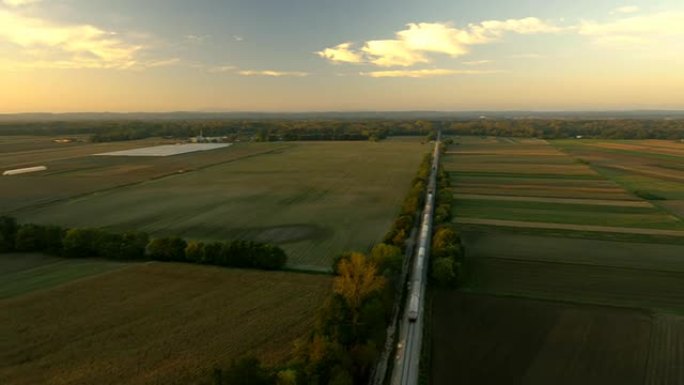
[407,140,440,322]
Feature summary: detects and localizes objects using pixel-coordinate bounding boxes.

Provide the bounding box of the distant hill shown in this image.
[1,110,684,122]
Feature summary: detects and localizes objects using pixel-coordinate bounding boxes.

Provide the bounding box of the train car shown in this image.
[407,291,420,322]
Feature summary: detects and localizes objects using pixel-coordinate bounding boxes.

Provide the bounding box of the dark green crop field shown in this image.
[6,139,429,269]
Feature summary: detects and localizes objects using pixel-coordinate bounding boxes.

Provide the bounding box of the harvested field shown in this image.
[645,314,684,385]
[431,291,657,385]
[0,138,164,170]
[0,262,330,385]
[453,193,653,207]
[464,256,684,312]
[13,141,429,269]
[462,231,684,273]
[554,139,684,204]
[0,254,126,299]
[0,142,289,213]
[452,177,635,200]
[452,199,684,230]
[444,137,684,231]
[455,218,684,236]
[445,162,596,176]
[661,200,684,219]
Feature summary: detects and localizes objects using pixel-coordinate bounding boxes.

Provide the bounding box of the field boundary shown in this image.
[453,193,653,207]
[454,218,684,237]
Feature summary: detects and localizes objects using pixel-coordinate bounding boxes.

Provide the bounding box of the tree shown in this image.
[96,232,124,259]
[223,356,274,385]
[14,224,46,252]
[146,237,187,261]
[333,253,386,327]
[62,228,101,258]
[431,226,461,259]
[252,244,287,270]
[276,369,297,385]
[42,225,65,255]
[120,231,149,260]
[431,258,457,287]
[202,242,223,264]
[185,241,205,263]
[369,243,402,274]
[0,216,18,252]
[391,229,407,248]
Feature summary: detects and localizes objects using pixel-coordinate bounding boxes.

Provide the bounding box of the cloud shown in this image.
[233,35,244,42]
[2,0,41,7]
[142,58,181,68]
[612,6,640,14]
[362,39,428,67]
[579,11,684,48]
[462,60,492,65]
[185,34,210,44]
[316,42,364,64]
[209,65,236,73]
[510,53,544,59]
[318,18,560,67]
[360,68,500,78]
[0,9,146,69]
[238,70,308,77]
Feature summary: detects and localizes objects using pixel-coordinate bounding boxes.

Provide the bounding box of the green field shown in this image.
[0,261,330,385]
[430,291,682,385]
[6,139,428,269]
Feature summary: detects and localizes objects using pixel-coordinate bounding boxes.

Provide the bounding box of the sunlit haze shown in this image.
[1,0,683,112]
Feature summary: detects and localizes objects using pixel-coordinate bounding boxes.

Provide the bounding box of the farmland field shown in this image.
[0,261,330,385]
[446,136,684,234]
[432,136,684,384]
[430,291,683,385]
[5,138,429,269]
[554,139,684,212]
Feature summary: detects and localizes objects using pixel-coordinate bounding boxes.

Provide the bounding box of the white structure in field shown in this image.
[94,143,232,157]
[3,166,47,176]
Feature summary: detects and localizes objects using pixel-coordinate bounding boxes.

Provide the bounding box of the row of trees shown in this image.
[3,118,683,141]
[444,119,684,139]
[0,217,287,270]
[429,142,463,288]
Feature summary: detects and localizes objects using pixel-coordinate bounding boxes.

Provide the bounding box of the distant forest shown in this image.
[0,118,683,141]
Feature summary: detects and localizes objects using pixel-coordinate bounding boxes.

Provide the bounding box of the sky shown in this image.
[0,0,683,112]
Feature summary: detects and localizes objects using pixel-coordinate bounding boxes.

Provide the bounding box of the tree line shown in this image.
[444,119,684,139]
[214,151,436,385]
[2,118,683,141]
[428,143,463,288]
[0,217,286,270]
[0,120,432,142]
